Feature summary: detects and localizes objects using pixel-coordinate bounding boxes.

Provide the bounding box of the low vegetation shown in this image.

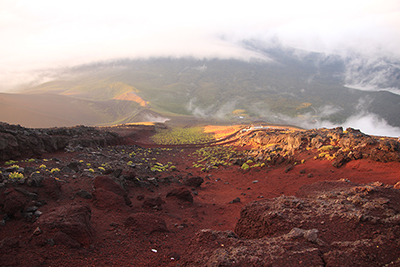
[151,127,214,145]
[8,172,24,179]
[190,145,246,172]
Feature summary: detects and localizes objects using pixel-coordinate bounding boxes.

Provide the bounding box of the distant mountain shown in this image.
[2,44,399,129]
[0,92,143,128]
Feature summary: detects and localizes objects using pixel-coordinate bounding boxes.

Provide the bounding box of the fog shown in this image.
[187,98,400,137]
[1,0,400,91]
[1,0,400,136]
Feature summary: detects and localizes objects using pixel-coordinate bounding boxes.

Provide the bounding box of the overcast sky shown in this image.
[1,0,400,91]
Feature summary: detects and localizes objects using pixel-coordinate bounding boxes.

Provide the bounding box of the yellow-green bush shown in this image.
[50,168,60,173]
[151,127,214,145]
[241,163,250,170]
[318,145,334,152]
[9,172,24,179]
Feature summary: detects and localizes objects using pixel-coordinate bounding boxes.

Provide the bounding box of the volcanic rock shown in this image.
[3,189,28,218]
[92,188,127,211]
[166,187,193,203]
[93,175,131,206]
[124,213,168,234]
[36,204,94,246]
[26,172,44,187]
[53,231,81,249]
[142,196,165,210]
[42,178,62,200]
[0,122,121,161]
[75,189,92,199]
[181,229,325,267]
[183,176,204,188]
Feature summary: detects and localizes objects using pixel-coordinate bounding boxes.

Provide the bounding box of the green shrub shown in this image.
[98,167,106,172]
[241,163,250,170]
[10,164,20,170]
[151,127,214,145]
[9,172,24,179]
[5,160,18,165]
[318,145,334,152]
[50,168,60,173]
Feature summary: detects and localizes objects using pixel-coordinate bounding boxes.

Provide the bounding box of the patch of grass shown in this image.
[50,168,60,173]
[98,167,106,172]
[9,164,20,170]
[318,145,334,152]
[150,162,175,172]
[241,163,250,170]
[151,127,214,145]
[191,146,241,171]
[9,172,24,179]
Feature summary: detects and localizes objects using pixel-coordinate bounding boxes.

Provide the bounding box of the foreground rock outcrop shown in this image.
[0,122,122,160]
[182,180,400,266]
[1,122,399,266]
[36,204,94,247]
[240,126,400,168]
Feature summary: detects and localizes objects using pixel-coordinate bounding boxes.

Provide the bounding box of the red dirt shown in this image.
[1,126,400,266]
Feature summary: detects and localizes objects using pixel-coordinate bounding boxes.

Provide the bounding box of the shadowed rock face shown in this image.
[36,204,94,247]
[182,180,400,266]
[0,122,122,160]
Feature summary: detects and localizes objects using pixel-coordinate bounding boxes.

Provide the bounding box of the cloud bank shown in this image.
[1,0,400,91]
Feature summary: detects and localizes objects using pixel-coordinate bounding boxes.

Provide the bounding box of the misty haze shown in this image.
[1,0,399,136]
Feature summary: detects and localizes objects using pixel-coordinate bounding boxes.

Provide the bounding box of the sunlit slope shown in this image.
[0,92,142,128]
[22,50,400,127]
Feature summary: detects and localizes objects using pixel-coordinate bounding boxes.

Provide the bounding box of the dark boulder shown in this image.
[124,213,168,234]
[142,196,164,210]
[93,175,131,206]
[37,204,94,246]
[166,187,193,203]
[92,188,127,211]
[183,176,204,188]
[3,189,28,218]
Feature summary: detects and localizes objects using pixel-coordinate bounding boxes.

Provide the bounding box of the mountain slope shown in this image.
[0,92,143,128]
[12,47,400,129]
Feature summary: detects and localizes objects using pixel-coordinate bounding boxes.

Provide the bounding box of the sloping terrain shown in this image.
[0,92,143,128]
[0,122,400,266]
[16,49,400,129]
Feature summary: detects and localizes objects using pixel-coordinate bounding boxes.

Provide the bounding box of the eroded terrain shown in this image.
[1,122,400,266]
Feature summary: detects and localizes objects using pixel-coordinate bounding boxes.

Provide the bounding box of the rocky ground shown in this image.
[0,122,400,266]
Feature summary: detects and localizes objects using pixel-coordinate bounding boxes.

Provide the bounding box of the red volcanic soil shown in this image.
[1,125,400,266]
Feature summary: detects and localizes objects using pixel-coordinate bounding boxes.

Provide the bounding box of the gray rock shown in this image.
[76,189,92,199]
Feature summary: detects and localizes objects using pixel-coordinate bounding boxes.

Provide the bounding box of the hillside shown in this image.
[0,122,400,266]
[0,91,145,128]
[2,46,399,130]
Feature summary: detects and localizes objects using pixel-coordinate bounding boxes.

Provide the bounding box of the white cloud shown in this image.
[1,0,400,91]
[341,113,400,137]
